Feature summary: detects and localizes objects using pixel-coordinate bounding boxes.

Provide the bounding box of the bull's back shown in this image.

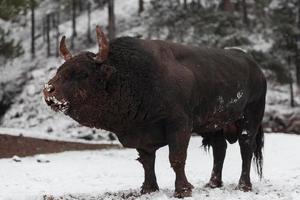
[140,39,266,129]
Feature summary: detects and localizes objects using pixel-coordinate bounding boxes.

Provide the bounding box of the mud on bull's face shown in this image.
[43,52,100,114]
[43,26,113,116]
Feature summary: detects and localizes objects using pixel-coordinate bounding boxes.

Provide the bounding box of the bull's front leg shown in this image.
[137,149,159,194]
[166,115,194,198]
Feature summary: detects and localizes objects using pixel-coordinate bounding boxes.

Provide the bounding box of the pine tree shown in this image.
[0,28,24,60]
[0,0,28,20]
[271,0,298,106]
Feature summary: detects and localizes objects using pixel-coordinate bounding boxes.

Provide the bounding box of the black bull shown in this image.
[43,30,266,198]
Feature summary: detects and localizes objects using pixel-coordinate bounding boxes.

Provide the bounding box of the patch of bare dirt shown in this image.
[0,133,120,158]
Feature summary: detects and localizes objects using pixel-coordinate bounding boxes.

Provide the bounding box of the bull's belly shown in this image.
[192,109,243,144]
[193,90,247,133]
[192,109,243,133]
[117,122,167,150]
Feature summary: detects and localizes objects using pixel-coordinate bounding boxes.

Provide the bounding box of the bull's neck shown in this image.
[93,72,147,134]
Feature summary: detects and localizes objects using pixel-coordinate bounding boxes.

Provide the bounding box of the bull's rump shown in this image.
[183,48,266,132]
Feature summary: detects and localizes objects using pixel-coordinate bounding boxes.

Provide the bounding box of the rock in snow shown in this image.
[12,155,22,162]
[36,154,50,163]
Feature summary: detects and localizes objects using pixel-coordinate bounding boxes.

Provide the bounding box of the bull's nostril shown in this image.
[45,84,55,93]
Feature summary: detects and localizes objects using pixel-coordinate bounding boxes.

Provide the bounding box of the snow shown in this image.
[250,34,273,52]
[1,134,300,200]
[264,82,300,130]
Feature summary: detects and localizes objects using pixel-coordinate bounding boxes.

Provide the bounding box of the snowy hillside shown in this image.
[1,134,300,200]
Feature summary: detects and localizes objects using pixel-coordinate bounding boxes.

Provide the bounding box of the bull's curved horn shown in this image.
[59,36,72,61]
[95,25,109,62]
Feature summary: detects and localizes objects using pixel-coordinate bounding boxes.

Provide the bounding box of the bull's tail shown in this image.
[202,136,212,152]
[253,125,264,179]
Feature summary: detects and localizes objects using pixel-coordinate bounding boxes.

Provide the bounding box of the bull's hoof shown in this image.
[237,182,252,192]
[205,179,223,189]
[141,183,159,194]
[174,187,193,198]
[174,183,194,198]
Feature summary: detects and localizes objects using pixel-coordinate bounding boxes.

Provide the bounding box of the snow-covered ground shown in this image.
[1,134,300,200]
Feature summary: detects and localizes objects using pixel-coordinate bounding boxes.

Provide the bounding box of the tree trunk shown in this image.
[138,0,144,14]
[286,36,295,107]
[46,14,51,57]
[55,11,60,57]
[42,17,46,42]
[184,0,187,9]
[288,55,295,107]
[242,0,249,27]
[87,2,92,43]
[108,0,116,40]
[30,0,35,59]
[78,0,83,12]
[71,0,77,49]
[296,35,300,86]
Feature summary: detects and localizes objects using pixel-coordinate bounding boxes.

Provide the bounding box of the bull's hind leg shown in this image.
[238,128,255,192]
[137,149,159,194]
[166,115,194,198]
[238,98,265,192]
[205,132,227,188]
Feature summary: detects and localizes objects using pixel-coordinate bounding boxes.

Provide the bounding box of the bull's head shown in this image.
[43,26,115,116]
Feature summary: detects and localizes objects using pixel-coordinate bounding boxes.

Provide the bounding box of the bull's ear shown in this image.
[101,65,116,79]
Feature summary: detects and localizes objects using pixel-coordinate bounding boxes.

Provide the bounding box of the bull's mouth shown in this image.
[44,96,70,114]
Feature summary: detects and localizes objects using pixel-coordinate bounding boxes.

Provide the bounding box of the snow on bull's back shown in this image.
[0,134,300,200]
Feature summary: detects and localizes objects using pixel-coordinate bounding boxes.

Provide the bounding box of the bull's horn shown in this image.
[95,25,109,62]
[59,36,72,60]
